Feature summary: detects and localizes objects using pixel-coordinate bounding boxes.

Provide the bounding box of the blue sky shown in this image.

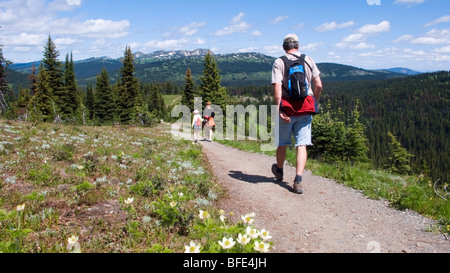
[1,0,449,71]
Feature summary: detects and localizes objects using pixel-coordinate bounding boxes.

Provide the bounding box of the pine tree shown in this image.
[85,82,94,119]
[29,64,54,122]
[64,52,80,116]
[345,100,369,163]
[145,83,165,119]
[199,51,228,110]
[117,46,145,124]
[94,68,115,124]
[0,43,11,114]
[16,88,31,109]
[387,132,415,174]
[182,68,196,111]
[42,35,65,117]
[28,63,38,96]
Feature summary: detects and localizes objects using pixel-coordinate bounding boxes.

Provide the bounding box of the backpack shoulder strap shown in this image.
[285,53,313,71]
[298,54,313,72]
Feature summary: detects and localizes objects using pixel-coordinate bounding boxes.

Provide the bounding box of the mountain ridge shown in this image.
[8,49,414,86]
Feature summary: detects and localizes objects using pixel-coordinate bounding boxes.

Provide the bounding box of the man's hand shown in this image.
[280,110,291,123]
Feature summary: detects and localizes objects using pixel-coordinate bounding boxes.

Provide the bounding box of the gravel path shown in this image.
[200,140,450,253]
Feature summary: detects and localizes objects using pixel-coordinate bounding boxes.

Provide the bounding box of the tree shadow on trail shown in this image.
[228,170,293,192]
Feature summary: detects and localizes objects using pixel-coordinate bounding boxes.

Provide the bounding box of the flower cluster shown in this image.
[185,210,273,253]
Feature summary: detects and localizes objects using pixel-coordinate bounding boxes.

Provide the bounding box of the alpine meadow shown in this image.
[1,28,449,255]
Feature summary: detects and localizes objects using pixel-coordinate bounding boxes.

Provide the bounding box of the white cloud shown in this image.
[54,37,80,46]
[49,0,82,12]
[263,45,282,55]
[2,33,47,46]
[66,0,81,6]
[337,42,375,49]
[358,20,390,34]
[269,16,289,24]
[424,15,450,27]
[0,0,130,46]
[12,46,32,53]
[394,0,426,5]
[178,21,206,37]
[411,28,450,44]
[214,12,251,36]
[237,47,259,53]
[145,39,188,49]
[301,42,322,51]
[433,45,450,53]
[315,21,354,32]
[392,34,413,43]
[327,51,341,59]
[342,33,366,43]
[411,37,447,44]
[231,12,245,24]
[62,19,130,38]
[337,21,390,49]
[251,30,262,36]
[142,36,206,51]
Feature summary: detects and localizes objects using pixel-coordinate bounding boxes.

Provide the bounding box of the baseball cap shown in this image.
[283,34,299,43]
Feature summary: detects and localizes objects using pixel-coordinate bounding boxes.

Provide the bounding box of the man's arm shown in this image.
[312,75,323,102]
[273,83,283,108]
[273,83,291,123]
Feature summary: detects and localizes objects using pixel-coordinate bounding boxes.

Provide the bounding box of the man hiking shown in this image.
[271,34,323,194]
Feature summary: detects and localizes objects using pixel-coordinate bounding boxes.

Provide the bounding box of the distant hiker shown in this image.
[192,109,202,144]
[203,102,215,142]
[271,34,323,194]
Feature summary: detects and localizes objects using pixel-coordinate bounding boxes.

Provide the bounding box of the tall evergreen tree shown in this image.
[0,43,11,113]
[182,68,196,111]
[199,51,228,109]
[94,68,115,124]
[42,35,65,117]
[144,83,165,119]
[345,100,369,163]
[28,63,38,96]
[29,64,54,122]
[117,46,145,124]
[85,82,95,119]
[64,52,80,116]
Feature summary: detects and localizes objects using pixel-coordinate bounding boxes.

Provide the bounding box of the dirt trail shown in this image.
[199,140,449,253]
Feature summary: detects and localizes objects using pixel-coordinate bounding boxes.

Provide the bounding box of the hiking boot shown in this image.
[293,182,303,194]
[271,164,283,181]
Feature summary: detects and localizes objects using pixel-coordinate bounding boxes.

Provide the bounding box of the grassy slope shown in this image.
[0,120,272,253]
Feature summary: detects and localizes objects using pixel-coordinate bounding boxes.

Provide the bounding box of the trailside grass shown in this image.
[0,120,224,253]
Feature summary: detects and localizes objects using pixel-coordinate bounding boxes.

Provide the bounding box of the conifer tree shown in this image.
[199,51,228,110]
[28,63,38,96]
[182,68,196,111]
[64,52,80,116]
[117,46,145,124]
[94,68,115,124]
[42,36,64,112]
[16,88,31,109]
[85,82,94,119]
[345,100,369,163]
[145,83,165,119]
[29,64,54,122]
[387,132,415,174]
[0,43,11,113]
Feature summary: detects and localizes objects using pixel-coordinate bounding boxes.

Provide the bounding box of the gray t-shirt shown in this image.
[271,52,320,98]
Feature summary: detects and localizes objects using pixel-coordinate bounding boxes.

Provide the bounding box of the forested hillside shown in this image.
[321,71,449,182]
[8,50,407,90]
